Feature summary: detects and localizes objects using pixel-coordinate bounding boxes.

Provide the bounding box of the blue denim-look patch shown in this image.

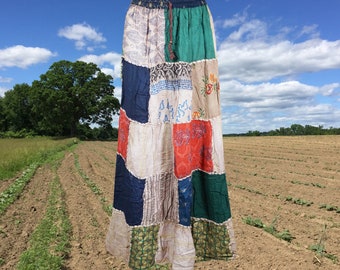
[121,59,150,124]
[178,176,193,226]
[113,154,146,226]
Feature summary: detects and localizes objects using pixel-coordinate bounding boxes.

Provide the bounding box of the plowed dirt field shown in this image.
[1,136,339,269]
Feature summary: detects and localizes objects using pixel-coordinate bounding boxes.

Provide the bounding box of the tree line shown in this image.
[0,60,120,140]
[1,60,338,139]
[226,124,340,137]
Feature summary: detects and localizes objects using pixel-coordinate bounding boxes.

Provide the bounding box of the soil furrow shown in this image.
[75,143,115,202]
[1,137,338,269]
[57,152,115,270]
[0,166,52,269]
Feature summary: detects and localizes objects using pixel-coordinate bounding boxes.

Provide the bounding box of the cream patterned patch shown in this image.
[191,59,221,120]
[149,62,193,124]
[123,5,165,68]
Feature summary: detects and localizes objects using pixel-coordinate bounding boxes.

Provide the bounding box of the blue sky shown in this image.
[1,0,340,134]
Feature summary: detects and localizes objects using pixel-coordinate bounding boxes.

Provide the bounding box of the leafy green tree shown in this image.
[2,84,33,132]
[290,124,305,135]
[304,125,322,135]
[246,130,261,136]
[0,97,7,131]
[31,60,120,136]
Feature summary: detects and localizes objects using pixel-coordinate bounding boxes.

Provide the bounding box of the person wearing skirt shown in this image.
[106,0,236,269]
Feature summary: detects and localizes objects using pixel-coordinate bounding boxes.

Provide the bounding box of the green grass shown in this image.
[243,216,295,242]
[285,196,313,206]
[308,225,338,264]
[290,180,326,188]
[0,138,78,215]
[0,163,39,215]
[16,155,72,269]
[73,152,112,216]
[319,204,340,213]
[0,137,77,180]
[234,184,267,196]
[0,137,77,268]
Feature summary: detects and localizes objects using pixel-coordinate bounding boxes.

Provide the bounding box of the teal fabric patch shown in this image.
[165,5,216,62]
[191,171,231,223]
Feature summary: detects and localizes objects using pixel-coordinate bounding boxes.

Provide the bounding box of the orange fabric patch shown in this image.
[173,120,213,179]
[117,109,130,159]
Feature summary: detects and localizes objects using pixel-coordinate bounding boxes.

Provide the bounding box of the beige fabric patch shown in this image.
[173,224,196,269]
[211,116,226,174]
[142,173,179,226]
[126,121,173,179]
[123,5,165,68]
[191,59,221,120]
[155,222,196,269]
[105,209,131,262]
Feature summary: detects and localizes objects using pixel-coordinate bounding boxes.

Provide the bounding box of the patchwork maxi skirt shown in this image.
[106,0,236,269]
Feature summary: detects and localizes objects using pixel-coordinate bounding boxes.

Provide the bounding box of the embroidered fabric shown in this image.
[106,1,236,268]
[123,5,165,67]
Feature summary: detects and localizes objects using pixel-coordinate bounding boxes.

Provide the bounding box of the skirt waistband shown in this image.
[131,0,207,9]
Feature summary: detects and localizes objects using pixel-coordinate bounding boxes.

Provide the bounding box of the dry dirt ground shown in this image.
[0,136,339,269]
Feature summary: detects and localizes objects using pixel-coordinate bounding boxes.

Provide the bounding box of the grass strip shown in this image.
[73,152,112,215]
[0,163,38,215]
[0,137,77,180]
[243,216,295,242]
[319,204,340,214]
[16,156,72,269]
[285,196,313,206]
[0,140,78,215]
[308,225,339,264]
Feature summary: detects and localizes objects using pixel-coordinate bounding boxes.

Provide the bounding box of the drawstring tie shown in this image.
[168,2,176,60]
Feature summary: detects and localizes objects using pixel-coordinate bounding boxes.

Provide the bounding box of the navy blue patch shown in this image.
[121,59,150,123]
[178,176,193,226]
[113,155,146,226]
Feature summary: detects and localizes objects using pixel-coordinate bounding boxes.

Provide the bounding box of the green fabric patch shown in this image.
[191,171,231,223]
[129,225,170,269]
[165,5,216,62]
[192,218,232,261]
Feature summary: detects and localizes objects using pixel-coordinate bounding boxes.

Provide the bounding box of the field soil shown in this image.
[0,136,339,269]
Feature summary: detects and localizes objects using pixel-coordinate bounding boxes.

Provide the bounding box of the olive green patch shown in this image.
[192,218,232,261]
[129,225,170,269]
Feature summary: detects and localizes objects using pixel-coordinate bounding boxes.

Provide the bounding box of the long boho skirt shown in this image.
[106,0,236,269]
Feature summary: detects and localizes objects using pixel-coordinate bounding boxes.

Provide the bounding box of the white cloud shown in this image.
[100,67,115,77]
[114,85,122,103]
[222,102,340,133]
[227,19,267,41]
[299,24,320,39]
[0,86,10,97]
[221,11,247,28]
[216,12,340,84]
[58,23,106,51]
[218,38,340,83]
[0,76,12,83]
[0,45,55,69]
[221,80,336,109]
[220,79,340,133]
[78,52,121,79]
